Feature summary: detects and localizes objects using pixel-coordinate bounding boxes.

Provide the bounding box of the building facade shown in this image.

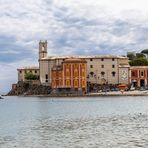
[51,58,87,93]
[39,41,130,86]
[17,66,39,82]
[130,66,148,87]
[86,57,130,85]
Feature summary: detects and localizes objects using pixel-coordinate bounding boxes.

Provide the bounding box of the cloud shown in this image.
[1,0,148,92]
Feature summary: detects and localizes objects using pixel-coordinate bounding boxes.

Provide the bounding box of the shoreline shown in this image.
[5,90,148,97]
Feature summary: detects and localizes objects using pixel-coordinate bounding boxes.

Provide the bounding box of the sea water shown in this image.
[0,96,148,147]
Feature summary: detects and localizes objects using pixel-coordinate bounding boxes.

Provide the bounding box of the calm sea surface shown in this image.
[1,96,148,147]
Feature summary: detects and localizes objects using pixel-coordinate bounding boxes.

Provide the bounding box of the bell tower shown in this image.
[39,40,47,60]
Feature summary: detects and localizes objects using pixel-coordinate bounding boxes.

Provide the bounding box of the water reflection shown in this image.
[1,96,148,147]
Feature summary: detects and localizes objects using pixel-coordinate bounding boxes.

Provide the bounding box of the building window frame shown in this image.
[141,71,144,77]
[132,71,135,77]
[90,65,93,68]
[45,74,48,79]
[112,71,116,77]
[101,71,105,77]
[45,74,48,82]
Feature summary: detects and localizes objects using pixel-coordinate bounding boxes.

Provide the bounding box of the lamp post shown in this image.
[106,70,108,85]
[87,74,90,93]
[96,70,98,84]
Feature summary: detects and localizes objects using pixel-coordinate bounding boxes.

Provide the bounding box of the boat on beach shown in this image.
[0,96,4,99]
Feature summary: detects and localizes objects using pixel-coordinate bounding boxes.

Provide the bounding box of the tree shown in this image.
[127,52,136,60]
[136,53,146,59]
[141,49,148,54]
[25,72,39,80]
[129,58,148,66]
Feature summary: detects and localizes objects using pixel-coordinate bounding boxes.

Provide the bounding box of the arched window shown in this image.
[101,71,105,77]
[90,72,94,76]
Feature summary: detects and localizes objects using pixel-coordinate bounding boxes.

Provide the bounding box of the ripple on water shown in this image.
[1,113,148,147]
[2,96,148,147]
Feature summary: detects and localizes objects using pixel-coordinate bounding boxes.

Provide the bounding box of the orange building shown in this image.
[52,58,87,93]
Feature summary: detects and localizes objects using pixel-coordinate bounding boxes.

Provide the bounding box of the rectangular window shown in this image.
[141,72,144,76]
[101,65,104,68]
[90,58,93,61]
[45,74,48,79]
[112,72,116,77]
[101,58,104,61]
[112,58,115,61]
[101,71,105,77]
[20,70,22,74]
[90,65,93,68]
[35,70,37,73]
[132,71,135,77]
[112,65,115,68]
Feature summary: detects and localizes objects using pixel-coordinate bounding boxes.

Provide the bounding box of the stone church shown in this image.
[17,40,130,90]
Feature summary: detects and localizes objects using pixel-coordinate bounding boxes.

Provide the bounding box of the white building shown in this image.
[17,66,39,82]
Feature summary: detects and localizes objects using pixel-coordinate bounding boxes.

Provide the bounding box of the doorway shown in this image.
[132,82,137,87]
[140,79,145,87]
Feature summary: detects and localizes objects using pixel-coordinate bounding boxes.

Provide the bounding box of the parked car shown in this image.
[144,86,148,90]
[117,84,128,91]
[111,88,119,91]
[130,87,135,91]
[102,88,110,92]
[140,87,145,91]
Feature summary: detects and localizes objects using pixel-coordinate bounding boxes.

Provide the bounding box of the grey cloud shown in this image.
[1,0,148,92]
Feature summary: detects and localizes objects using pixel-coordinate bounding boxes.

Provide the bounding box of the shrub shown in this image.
[25,72,39,80]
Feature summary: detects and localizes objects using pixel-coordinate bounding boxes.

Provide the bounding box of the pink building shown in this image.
[130,66,148,87]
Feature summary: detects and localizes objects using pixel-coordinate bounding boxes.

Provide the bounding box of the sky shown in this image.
[1,0,148,93]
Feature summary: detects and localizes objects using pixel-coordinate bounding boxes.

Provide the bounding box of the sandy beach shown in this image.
[87,90,148,96]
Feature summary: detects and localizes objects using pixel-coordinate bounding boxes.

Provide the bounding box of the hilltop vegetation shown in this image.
[127,49,148,66]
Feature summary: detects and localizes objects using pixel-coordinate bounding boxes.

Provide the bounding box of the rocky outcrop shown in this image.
[7,81,51,96]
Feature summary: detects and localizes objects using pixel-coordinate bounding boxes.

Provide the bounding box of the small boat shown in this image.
[0,96,4,99]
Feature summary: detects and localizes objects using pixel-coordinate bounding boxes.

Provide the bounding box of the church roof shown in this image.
[41,55,127,60]
[17,66,39,70]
